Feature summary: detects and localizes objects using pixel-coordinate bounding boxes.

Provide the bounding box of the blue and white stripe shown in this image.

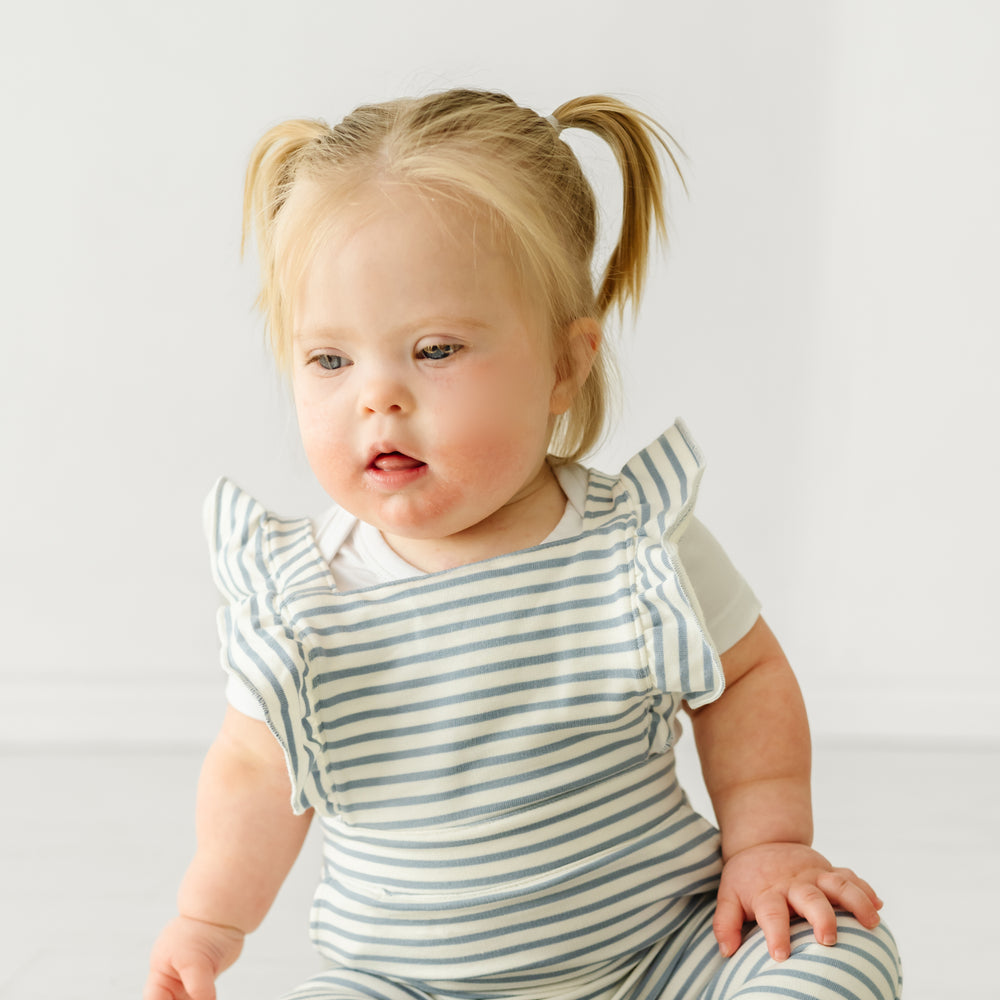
[207,422,723,824]
[205,421,900,1000]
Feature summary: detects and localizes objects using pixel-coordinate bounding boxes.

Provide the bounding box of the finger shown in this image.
[750,891,792,962]
[828,867,884,909]
[143,972,186,1000]
[787,882,839,946]
[817,870,882,928]
[177,957,216,1000]
[712,894,748,958]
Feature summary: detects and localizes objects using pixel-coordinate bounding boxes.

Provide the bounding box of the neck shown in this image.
[382,465,568,573]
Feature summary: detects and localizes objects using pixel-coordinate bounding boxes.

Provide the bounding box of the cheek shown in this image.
[294,393,347,479]
[442,357,556,429]
[433,386,552,480]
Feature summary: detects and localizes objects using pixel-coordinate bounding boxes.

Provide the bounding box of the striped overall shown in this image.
[208,423,901,1000]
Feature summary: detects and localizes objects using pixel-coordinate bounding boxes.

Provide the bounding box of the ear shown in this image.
[550,318,601,415]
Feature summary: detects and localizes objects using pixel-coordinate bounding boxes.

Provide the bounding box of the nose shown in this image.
[358,364,414,416]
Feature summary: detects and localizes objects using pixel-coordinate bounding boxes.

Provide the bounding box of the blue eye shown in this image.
[418,344,462,361]
[314,353,350,371]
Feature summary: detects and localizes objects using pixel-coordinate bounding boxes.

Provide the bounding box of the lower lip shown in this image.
[365,461,428,491]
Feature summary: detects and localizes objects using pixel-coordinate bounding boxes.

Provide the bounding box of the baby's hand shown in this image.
[714,842,883,962]
[144,915,245,1000]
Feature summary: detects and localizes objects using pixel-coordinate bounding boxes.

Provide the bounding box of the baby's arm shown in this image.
[686,617,882,962]
[144,707,314,1000]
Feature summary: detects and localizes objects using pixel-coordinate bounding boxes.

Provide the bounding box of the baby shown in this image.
[145,89,901,1000]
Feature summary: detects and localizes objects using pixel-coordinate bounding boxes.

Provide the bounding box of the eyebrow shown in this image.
[293,326,348,342]
[294,316,493,341]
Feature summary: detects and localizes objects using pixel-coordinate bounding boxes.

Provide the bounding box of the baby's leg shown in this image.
[628,903,900,1000]
[699,913,902,1000]
[278,914,900,1000]
[280,968,434,1000]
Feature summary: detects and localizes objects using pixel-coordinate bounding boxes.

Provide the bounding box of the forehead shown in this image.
[290,181,549,330]
[296,181,521,285]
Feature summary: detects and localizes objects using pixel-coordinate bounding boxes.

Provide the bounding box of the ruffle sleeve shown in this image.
[204,478,334,814]
[618,421,726,709]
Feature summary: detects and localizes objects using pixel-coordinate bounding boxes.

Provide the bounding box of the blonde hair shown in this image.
[242,89,682,462]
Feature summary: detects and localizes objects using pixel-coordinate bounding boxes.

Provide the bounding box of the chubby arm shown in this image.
[686,617,882,961]
[145,707,314,1000]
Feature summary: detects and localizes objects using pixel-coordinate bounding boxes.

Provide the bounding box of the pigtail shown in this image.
[242,119,333,364]
[551,96,684,322]
[242,119,331,257]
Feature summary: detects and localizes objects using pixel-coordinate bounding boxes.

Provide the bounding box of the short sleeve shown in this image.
[204,478,330,814]
[676,517,762,653]
[226,671,267,719]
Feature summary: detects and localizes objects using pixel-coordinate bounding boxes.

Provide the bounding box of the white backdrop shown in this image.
[1,0,997,747]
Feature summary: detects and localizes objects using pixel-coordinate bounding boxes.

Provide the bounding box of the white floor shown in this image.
[1,740,996,999]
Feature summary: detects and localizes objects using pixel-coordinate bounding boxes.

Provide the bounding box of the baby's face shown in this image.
[290,183,578,570]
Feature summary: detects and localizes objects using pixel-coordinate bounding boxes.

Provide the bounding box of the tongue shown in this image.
[374,452,424,471]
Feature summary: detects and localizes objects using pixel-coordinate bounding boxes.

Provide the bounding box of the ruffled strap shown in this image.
[204,478,333,814]
[618,422,725,709]
[205,478,334,600]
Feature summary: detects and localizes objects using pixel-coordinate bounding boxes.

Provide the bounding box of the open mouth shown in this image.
[369,451,426,472]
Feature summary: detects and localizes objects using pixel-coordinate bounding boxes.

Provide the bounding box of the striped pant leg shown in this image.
[627,902,901,1000]
[279,968,434,1000]
[277,915,900,1000]
[699,915,902,1000]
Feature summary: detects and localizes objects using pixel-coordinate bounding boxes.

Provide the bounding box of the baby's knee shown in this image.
[707,912,901,1000]
[824,913,902,1000]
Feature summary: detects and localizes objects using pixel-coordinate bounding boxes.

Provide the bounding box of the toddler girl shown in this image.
[145,89,902,1000]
